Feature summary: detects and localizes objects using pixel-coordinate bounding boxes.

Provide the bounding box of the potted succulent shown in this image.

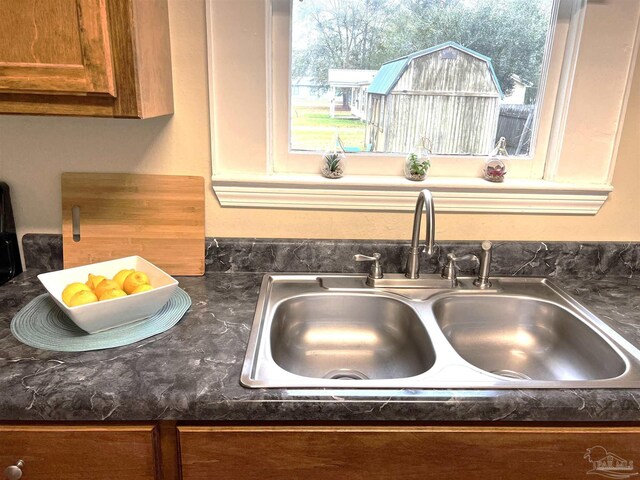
[404,152,431,181]
[320,133,346,179]
[404,138,431,181]
[321,152,345,179]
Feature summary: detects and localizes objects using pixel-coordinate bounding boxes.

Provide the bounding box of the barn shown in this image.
[365,42,503,155]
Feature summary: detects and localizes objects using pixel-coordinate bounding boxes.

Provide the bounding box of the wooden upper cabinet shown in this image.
[0,0,116,96]
[0,0,173,118]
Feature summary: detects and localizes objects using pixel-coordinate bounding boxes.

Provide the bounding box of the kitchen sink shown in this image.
[270,294,436,380]
[432,295,627,381]
[241,274,640,389]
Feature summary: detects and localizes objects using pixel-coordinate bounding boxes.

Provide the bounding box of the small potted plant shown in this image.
[321,152,345,179]
[320,133,346,179]
[404,138,431,181]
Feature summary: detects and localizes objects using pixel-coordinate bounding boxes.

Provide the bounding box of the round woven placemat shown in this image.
[10,288,191,352]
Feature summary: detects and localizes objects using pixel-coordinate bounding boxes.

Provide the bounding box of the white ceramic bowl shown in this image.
[38,256,179,334]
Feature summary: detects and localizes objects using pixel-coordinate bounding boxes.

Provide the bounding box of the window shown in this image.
[290,0,554,159]
[273,0,567,179]
[207,0,639,213]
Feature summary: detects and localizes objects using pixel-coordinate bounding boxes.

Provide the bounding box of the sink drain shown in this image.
[491,369,532,380]
[323,369,369,380]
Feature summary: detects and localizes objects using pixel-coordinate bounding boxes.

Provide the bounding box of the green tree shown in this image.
[293,0,552,100]
[396,0,552,97]
[292,0,398,84]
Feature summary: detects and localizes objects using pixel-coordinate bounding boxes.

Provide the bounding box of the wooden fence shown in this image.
[496,104,535,155]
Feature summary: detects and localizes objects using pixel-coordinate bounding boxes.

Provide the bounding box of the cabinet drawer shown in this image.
[0,425,159,480]
[179,426,640,480]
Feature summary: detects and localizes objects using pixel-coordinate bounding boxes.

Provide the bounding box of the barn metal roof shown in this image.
[367,41,504,98]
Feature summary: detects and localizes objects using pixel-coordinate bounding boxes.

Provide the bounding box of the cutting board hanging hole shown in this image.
[72,205,81,242]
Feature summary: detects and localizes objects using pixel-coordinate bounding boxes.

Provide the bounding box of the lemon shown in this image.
[62,282,92,306]
[68,289,98,307]
[98,288,127,301]
[94,279,121,299]
[86,274,106,290]
[131,284,154,294]
[113,269,134,290]
[123,271,151,295]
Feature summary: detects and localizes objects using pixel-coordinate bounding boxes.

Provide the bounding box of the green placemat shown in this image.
[10,288,191,352]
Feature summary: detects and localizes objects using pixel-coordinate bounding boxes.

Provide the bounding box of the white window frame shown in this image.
[207,0,640,214]
[274,0,558,178]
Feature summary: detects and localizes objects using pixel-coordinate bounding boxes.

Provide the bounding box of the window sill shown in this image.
[212,174,612,214]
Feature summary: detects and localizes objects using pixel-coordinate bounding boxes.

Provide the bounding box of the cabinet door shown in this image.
[0,425,159,480]
[179,426,640,480]
[0,0,115,96]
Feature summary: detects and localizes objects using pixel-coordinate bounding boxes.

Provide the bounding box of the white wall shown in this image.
[0,0,638,243]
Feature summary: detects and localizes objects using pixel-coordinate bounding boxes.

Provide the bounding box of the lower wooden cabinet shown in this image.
[3,424,639,479]
[178,426,640,480]
[0,425,159,480]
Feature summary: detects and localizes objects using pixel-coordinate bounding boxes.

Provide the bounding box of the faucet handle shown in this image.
[446,253,479,265]
[442,253,479,286]
[354,253,383,279]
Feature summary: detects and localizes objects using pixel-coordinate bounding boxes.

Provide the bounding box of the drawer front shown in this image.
[0,425,159,480]
[179,426,640,480]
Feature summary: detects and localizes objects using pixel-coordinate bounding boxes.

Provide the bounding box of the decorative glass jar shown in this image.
[483,137,509,183]
[320,133,346,179]
[404,140,431,181]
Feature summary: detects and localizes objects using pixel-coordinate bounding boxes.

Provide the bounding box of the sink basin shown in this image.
[432,295,626,381]
[241,274,640,389]
[270,294,435,380]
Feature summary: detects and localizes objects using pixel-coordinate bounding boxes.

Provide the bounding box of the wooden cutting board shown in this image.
[62,173,205,276]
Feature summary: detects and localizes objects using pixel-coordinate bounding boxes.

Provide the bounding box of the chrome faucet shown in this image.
[405,189,435,279]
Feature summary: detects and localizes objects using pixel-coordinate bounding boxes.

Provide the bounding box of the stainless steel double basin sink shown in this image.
[241,274,640,389]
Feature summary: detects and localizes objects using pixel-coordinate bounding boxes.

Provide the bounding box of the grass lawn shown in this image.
[291,105,366,151]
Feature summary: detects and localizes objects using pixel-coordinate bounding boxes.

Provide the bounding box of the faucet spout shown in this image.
[405,189,435,279]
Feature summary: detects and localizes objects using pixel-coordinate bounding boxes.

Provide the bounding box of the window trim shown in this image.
[207,0,639,214]
[212,173,611,214]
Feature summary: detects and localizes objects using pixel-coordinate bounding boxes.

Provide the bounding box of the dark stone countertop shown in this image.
[1,270,639,423]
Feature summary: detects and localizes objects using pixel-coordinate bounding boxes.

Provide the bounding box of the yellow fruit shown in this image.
[86,273,106,290]
[62,282,92,306]
[113,269,134,289]
[123,271,150,295]
[98,288,127,301]
[94,279,121,299]
[68,289,98,307]
[131,284,154,294]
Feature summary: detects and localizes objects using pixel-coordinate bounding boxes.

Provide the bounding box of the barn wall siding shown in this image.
[384,94,500,154]
[393,49,497,95]
[367,46,501,155]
